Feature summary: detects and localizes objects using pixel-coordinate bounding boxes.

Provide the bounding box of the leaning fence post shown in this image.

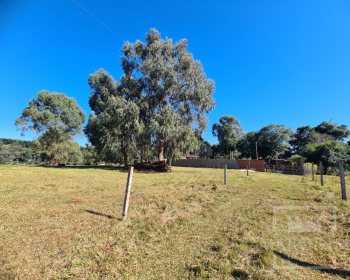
[224,164,227,185]
[122,166,134,220]
[320,161,324,186]
[339,161,347,201]
[312,163,315,181]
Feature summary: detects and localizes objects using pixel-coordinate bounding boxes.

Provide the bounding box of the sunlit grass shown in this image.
[0,165,349,279]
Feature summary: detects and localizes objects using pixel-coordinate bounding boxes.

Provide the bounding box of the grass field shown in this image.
[0,165,349,279]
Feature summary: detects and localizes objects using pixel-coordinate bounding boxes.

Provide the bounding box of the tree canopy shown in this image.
[0,138,37,164]
[289,126,319,153]
[212,115,243,158]
[302,141,350,173]
[16,90,85,164]
[86,29,215,165]
[288,121,350,173]
[314,121,350,142]
[196,137,213,158]
[85,69,141,165]
[236,124,292,160]
[236,132,258,159]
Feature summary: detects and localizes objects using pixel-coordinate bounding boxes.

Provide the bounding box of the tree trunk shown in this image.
[323,165,328,175]
[121,140,128,167]
[122,151,128,167]
[158,140,165,161]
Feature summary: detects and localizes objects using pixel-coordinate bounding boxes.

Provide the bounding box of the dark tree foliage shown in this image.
[289,122,350,169]
[302,141,350,174]
[256,125,292,159]
[237,125,292,159]
[81,144,99,165]
[314,122,350,142]
[0,138,37,163]
[85,69,141,165]
[289,126,319,153]
[236,132,258,159]
[212,115,243,158]
[197,138,213,158]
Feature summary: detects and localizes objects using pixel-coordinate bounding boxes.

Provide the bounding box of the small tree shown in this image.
[237,132,258,159]
[46,141,83,165]
[237,125,292,159]
[212,115,243,158]
[302,141,350,174]
[16,90,85,164]
[81,144,99,165]
[256,125,292,159]
[198,138,213,158]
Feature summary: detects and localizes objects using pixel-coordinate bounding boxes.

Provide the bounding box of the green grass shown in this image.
[0,165,349,279]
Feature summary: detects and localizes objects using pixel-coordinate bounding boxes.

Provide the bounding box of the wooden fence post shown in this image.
[339,161,347,201]
[122,166,134,220]
[320,161,324,186]
[246,165,249,176]
[300,159,305,176]
[224,164,227,185]
[312,163,315,181]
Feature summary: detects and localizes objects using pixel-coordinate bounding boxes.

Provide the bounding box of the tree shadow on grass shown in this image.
[85,209,115,219]
[37,164,128,172]
[273,250,350,278]
[36,165,170,173]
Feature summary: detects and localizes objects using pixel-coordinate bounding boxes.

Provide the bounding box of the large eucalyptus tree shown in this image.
[122,29,215,161]
[85,69,141,165]
[86,29,215,164]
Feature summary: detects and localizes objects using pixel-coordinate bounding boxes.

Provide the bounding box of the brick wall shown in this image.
[236,160,266,172]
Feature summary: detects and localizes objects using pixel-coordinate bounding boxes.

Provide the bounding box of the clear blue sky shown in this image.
[1,0,350,145]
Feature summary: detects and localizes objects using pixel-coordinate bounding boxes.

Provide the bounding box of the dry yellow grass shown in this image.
[0,165,349,279]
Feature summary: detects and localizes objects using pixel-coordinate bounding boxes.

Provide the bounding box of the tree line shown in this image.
[205,115,350,174]
[0,138,97,165]
[14,29,214,166]
[11,29,350,173]
[0,138,36,164]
